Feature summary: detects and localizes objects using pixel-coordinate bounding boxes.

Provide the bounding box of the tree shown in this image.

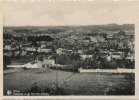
[38,56,43,62]
[51,46,56,53]
[32,41,38,47]
[3,55,11,70]
[99,58,109,69]
[107,73,135,95]
[108,60,118,69]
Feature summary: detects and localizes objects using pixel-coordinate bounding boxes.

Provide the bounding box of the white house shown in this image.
[4,44,11,50]
[3,51,12,57]
[125,55,134,61]
[25,62,38,68]
[56,48,63,54]
[111,52,123,59]
[41,48,52,53]
[43,59,55,67]
[20,50,27,56]
[125,53,134,61]
[80,54,93,59]
[78,50,87,54]
[37,47,41,52]
[106,56,112,61]
[40,44,46,48]
[90,36,98,43]
[26,46,37,52]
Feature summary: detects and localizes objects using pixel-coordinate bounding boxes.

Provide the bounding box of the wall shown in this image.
[7,65,25,68]
[78,68,134,73]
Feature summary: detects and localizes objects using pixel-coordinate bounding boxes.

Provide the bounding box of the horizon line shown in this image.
[3,23,134,27]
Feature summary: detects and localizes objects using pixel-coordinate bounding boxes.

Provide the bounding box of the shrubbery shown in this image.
[26,82,68,95]
[107,73,135,95]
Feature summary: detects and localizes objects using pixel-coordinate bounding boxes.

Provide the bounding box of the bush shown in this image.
[25,82,41,95]
[3,55,11,70]
[107,73,135,95]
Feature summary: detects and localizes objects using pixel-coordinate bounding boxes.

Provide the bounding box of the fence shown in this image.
[78,68,134,73]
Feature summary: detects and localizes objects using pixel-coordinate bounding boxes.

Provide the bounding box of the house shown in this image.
[90,36,97,43]
[109,49,116,52]
[99,51,108,58]
[80,54,93,60]
[65,50,72,54]
[125,54,134,61]
[26,45,32,51]
[56,48,63,54]
[124,52,134,61]
[106,35,113,40]
[41,48,52,53]
[37,59,43,68]
[96,36,105,42]
[22,36,28,41]
[111,52,123,59]
[20,50,27,56]
[84,40,90,43]
[117,42,124,49]
[108,39,117,44]
[13,50,20,56]
[4,39,12,43]
[21,44,27,50]
[41,44,46,48]
[106,55,112,61]
[3,51,12,57]
[25,61,38,68]
[59,50,66,54]
[4,44,11,50]
[37,47,41,53]
[26,46,37,52]
[125,31,134,36]
[11,44,19,50]
[127,41,134,49]
[42,59,55,67]
[66,38,75,45]
[117,30,126,36]
[78,50,87,54]
[37,46,52,53]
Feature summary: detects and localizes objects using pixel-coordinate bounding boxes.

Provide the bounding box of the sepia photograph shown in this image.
[0,0,138,98]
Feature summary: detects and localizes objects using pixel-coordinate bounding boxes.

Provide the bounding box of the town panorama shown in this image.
[3,24,135,95]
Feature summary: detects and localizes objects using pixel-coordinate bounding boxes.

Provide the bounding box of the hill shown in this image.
[3,24,134,34]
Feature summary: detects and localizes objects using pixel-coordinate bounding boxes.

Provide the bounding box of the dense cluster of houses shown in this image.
[3,28,134,69]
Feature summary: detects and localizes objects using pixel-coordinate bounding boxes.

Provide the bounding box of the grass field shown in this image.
[4,68,134,95]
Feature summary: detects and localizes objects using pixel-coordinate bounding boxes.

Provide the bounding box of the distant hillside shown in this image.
[73,24,134,32]
[3,24,134,34]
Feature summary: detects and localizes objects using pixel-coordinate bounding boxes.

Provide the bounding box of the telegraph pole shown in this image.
[55,57,59,94]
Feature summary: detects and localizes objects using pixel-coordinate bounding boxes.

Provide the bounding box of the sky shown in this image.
[1,1,137,26]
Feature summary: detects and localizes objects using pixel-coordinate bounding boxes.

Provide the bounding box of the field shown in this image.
[4,68,133,95]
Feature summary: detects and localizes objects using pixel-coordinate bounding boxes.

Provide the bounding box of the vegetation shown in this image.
[4,24,134,33]
[3,55,11,70]
[4,68,134,95]
[28,35,54,42]
[107,73,135,95]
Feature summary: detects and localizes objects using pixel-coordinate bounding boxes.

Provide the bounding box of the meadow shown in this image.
[4,68,133,95]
